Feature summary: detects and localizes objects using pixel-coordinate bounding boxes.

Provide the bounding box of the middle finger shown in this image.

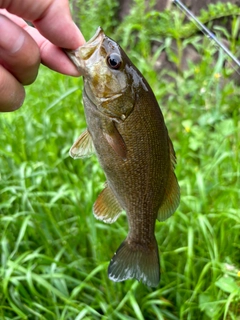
[0,14,40,85]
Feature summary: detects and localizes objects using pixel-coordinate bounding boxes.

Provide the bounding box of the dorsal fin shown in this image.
[157,171,180,221]
[157,138,180,221]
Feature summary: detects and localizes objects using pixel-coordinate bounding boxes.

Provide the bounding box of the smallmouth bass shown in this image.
[65,27,180,287]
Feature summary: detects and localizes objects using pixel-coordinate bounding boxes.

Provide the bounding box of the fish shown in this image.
[64,27,180,287]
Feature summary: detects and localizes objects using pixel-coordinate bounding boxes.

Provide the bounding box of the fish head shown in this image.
[65,27,145,121]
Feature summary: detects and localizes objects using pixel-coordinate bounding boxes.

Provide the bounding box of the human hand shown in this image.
[0,0,85,112]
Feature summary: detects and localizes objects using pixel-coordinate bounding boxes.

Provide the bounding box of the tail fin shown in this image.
[108,238,160,287]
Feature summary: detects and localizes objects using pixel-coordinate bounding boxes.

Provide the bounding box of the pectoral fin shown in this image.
[103,121,127,161]
[93,184,123,223]
[157,138,180,221]
[69,129,95,159]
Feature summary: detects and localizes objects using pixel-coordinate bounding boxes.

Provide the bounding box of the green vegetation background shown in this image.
[0,0,240,319]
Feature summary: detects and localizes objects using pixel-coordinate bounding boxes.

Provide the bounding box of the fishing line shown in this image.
[172,0,240,74]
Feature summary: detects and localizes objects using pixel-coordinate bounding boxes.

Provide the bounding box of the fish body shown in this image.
[65,27,180,287]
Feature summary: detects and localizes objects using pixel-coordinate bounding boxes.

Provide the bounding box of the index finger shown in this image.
[0,0,85,49]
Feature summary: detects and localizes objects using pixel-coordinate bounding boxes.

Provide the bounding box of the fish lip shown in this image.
[86,26,104,45]
[64,48,85,74]
[63,27,104,74]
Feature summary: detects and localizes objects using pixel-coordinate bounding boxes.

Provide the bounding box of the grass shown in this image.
[0,1,240,319]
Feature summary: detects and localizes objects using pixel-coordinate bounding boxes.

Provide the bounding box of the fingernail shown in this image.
[0,15,25,53]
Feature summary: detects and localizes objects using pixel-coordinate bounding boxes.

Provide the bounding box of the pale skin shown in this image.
[0,0,85,112]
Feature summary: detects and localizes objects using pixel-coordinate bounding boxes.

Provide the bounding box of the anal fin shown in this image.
[93,184,123,224]
[69,129,95,159]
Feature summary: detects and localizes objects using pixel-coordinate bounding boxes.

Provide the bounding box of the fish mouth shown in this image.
[87,27,104,45]
[64,27,104,74]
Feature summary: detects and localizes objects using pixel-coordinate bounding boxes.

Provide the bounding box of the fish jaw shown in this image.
[64,27,105,75]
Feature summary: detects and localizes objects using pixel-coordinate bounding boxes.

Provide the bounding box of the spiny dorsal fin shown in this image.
[157,138,180,221]
[93,184,123,224]
[69,129,95,159]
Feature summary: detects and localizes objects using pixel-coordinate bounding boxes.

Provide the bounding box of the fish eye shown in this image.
[107,53,122,70]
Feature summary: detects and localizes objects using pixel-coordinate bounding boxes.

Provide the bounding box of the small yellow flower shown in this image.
[214,73,221,80]
[237,270,240,277]
[185,126,191,133]
[195,67,200,74]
